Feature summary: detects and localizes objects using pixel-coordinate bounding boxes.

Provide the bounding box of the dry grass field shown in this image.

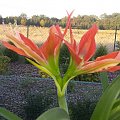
[0,25,120,52]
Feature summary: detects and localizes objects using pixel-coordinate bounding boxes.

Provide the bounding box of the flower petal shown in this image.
[19,33,40,54]
[107,66,120,72]
[80,59,120,73]
[2,41,27,56]
[63,11,74,36]
[40,25,63,60]
[6,34,45,64]
[64,40,82,65]
[96,51,120,61]
[19,33,47,61]
[78,24,98,61]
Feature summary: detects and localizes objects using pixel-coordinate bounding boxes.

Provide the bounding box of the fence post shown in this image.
[27,25,29,38]
[113,26,117,51]
[26,18,30,38]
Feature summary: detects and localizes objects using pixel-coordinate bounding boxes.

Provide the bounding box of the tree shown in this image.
[20,13,27,18]
[0,15,2,24]
[40,19,45,27]
[20,18,27,25]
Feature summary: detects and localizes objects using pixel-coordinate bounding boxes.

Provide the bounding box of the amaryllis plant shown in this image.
[1,11,120,120]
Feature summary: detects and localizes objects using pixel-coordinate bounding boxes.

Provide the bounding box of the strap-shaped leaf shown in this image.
[109,108,120,120]
[112,99,120,110]
[100,72,109,91]
[0,107,22,120]
[90,75,120,120]
[36,107,70,120]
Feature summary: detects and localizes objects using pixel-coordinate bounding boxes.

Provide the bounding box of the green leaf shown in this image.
[109,108,120,120]
[90,75,120,120]
[112,99,120,110]
[0,107,22,120]
[26,58,54,78]
[36,107,70,120]
[100,72,109,91]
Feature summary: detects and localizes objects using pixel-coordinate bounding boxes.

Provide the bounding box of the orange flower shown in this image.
[1,12,73,96]
[64,23,120,77]
[2,25,62,65]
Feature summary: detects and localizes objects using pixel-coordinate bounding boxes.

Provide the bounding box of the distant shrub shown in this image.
[74,73,100,82]
[67,81,75,93]
[0,44,4,56]
[38,70,51,78]
[20,79,36,89]
[94,44,108,59]
[24,93,53,120]
[0,116,6,120]
[115,41,120,51]
[0,55,10,74]
[69,99,97,120]
[3,41,19,62]
[59,44,70,74]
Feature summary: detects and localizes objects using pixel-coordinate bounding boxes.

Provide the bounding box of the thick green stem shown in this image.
[58,92,68,113]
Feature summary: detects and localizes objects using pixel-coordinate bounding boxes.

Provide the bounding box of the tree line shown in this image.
[0,13,120,30]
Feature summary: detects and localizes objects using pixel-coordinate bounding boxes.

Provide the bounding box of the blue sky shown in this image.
[0,0,120,18]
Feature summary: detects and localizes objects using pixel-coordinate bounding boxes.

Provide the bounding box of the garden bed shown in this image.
[0,62,119,120]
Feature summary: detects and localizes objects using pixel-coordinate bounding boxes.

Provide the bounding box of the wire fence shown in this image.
[0,25,120,52]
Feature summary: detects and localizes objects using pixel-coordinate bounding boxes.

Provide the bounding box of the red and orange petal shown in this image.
[6,34,45,64]
[39,25,63,60]
[96,51,120,61]
[107,66,120,72]
[63,11,74,37]
[2,41,27,57]
[19,33,41,54]
[78,24,98,61]
[83,38,96,61]
[80,59,120,73]
[64,40,82,65]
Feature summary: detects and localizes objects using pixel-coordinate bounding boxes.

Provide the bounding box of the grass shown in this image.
[0,25,120,52]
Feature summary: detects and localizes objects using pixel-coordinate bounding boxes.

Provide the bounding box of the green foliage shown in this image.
[0,55,10,74]
[3,41,19,62]
[0,44,4,56]
[20,18,26,26]
[59,44,70,75]
[94,44,108,59]
[3,12,120,29]
[20,79,36,89]
[40,19,45,27]
[69,99,97,120]
[38,70,51,78]
[67,82,75,93]
[99,72,109,91]
[0,107,22,120]
[24,93,53,120]
[36,107,70,120]
[74,73,100,82]
[0,107,70,120]
[91,75,120,120]
[115,41,120,51]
